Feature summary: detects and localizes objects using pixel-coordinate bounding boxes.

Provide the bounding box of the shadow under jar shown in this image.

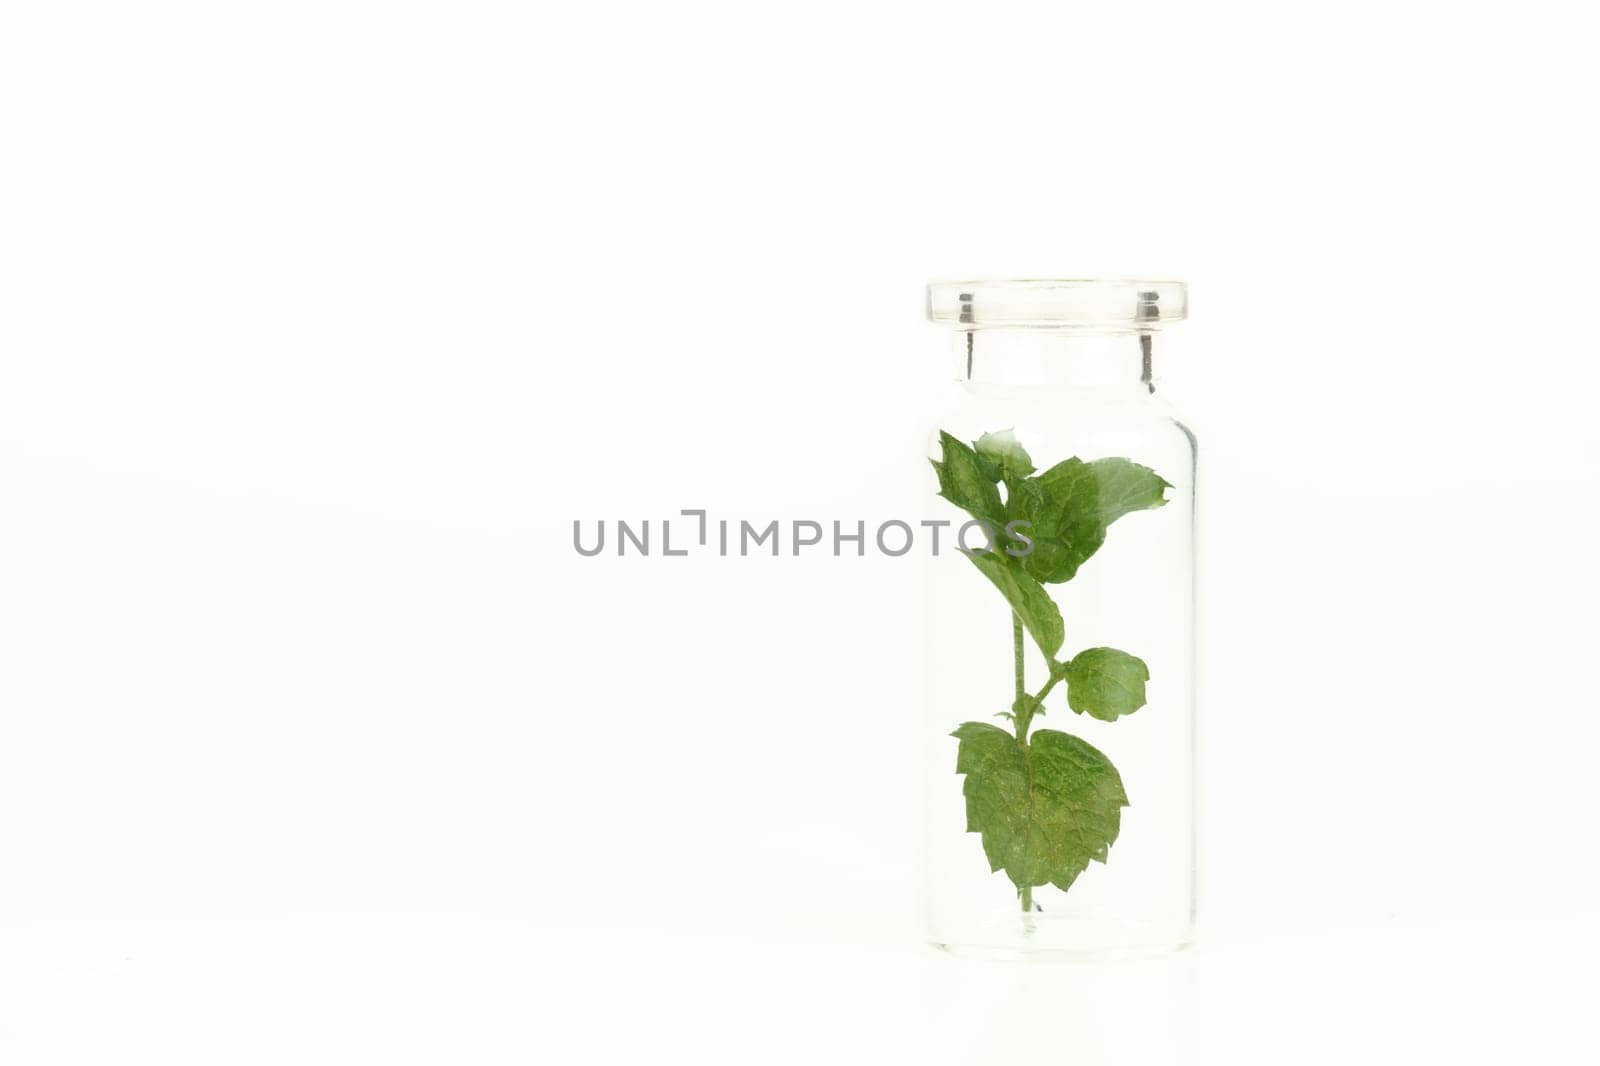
[922,279,1196,960]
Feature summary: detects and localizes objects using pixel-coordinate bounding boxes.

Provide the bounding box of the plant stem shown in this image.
[1012,614,1034,915]
[1012,614,1025,725]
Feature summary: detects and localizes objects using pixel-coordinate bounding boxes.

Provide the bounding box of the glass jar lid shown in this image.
[927,279,1187,328]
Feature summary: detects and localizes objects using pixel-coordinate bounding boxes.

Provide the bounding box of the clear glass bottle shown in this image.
[922,279,1195,959]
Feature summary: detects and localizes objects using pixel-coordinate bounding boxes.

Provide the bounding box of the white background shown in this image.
[3,1,1597,1062]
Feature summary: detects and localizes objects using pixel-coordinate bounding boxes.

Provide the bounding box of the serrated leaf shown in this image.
[1064,647,1150,721]
[1006,467,1106,584]
[1010,456,1170,583]
[951,723,1128,892]
[973,429,1035,484]
[965,550,1064,659]
[931,431,1005,532]
[1081,457,1171,526]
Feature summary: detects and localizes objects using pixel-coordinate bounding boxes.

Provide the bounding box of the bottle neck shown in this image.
[954,328,1158,390]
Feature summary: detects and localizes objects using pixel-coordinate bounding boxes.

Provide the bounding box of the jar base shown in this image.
[927,912,1193,962]
[930,938,1193,963]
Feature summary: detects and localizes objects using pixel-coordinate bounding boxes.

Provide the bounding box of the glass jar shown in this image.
[922,279,1195,959]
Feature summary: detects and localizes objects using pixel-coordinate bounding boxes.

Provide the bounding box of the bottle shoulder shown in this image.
[929,386,1196,461]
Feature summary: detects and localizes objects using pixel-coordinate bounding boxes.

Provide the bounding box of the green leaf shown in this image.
[931,432,1005,531]
[973,429,1035,484]
[965,551,1064,659]
[1009,456,1170,583]
[1006,467,1107,584]
[1064,647,1150,721]
[952,723,1128,892]
[1082,457,1171,526]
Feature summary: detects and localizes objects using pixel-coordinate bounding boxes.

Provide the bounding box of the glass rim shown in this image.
[927,279,1188,328]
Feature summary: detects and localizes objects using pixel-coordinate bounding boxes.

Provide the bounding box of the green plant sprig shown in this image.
[932,429,1169,913]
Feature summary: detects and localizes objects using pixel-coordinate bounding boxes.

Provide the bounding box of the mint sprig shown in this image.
[933,430,1169,910]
